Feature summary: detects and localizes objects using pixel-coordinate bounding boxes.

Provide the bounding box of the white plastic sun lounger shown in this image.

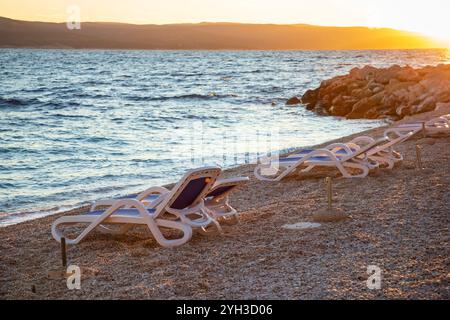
[92,176,250,226]
[52,166,221,247]
[203,177,250,224]
[254,139,386,182]
[344,130,419,169]
[388,115,450,136]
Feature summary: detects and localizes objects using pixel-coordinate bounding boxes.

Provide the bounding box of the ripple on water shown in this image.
[0,48,446,225]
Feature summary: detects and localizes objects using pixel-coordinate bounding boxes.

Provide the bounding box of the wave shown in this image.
[0,97,29,106]
[126,93,238,102]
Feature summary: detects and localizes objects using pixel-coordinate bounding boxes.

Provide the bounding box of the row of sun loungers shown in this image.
[51,114,449,248]
[255,114,449,181]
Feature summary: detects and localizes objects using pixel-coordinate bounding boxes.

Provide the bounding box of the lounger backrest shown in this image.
[370,132,415,155]
[160,167,221,212]
[341,138,388,161]
[206,177,250,199]
[207,185,236,198]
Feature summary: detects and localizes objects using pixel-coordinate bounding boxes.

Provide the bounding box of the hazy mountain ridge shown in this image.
[0,16,441,50]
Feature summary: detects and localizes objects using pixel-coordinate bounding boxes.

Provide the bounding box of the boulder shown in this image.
[302,88,318,103]
[329,96,357,116]
[346,97,377,119]
[415,96,436,114]
[286,96,301,105]
[375,65,402,84]
[396,66,420,82]
[350,65,378,81]
[396,105,411,117]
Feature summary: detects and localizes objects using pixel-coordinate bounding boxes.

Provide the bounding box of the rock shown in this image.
[396,66,420,82]
[375,65,402,84]
[347,97,377,119]
[369,91,385,105]
[415,96,436,114]
[350,65,378,81]
[314,102,329,116]
[286,96,301,105]
[298,64,449,120]
[302,89,318,104]
[396,105,411,117]
[330,104,352,117]
[372,86,384,94]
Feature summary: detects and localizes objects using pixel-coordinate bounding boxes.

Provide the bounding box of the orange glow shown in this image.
[1,0,449,44]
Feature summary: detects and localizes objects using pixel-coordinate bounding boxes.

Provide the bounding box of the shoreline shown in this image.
[0,107,448,299]
[1,120,387,228]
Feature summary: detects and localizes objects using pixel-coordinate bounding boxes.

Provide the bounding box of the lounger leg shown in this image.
[254,165,295,182]
[205,198,239,226]
[197,216,223,236]
[152,219,193,247]
[369,155,394,169]
[52,200,193,247]
[340,162,369,178]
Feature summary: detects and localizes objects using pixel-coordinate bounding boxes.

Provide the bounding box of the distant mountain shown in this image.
[0,16,441,50]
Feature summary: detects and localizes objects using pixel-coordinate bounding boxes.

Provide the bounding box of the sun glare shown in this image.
[365,0,450,44]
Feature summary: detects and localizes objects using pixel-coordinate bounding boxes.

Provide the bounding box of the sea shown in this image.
[1,49,448,226]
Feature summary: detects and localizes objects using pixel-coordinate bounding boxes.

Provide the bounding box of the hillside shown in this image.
[0,17,441,50]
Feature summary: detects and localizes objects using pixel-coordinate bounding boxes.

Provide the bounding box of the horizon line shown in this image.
[0,15,424,34]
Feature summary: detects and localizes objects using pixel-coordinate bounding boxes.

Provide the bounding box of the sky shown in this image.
[1,0,450,42]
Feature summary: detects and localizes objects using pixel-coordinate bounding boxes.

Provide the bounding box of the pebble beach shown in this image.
[0,107,449,300]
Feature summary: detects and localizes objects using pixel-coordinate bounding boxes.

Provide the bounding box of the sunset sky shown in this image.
[1,0,449,42]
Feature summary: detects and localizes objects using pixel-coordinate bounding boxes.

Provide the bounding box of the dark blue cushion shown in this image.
[170,178,208,210]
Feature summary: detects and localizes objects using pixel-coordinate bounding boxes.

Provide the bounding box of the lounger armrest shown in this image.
[324,143,353,155]
[90,199,117,211]
[306,148,339,161]
[384,126,422,140]
[213,177,250,187]
[136,186,170,200]
[133,187,169,208]
[350,136,376,146]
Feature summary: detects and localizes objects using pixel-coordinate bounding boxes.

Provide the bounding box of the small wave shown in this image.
[126,93,238,102]
[0,97,28,106]
[54,113,91,119]
[0,182,16,188]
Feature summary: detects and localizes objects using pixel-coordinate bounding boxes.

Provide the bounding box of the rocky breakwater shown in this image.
[288,64,450,120]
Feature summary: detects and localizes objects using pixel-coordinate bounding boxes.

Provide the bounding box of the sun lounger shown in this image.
[387,115,450,136]
[344,130,419,169]
[52,167,221,247]
[92,176,250,227]
[203,177,249,225]
[254,139,386,182]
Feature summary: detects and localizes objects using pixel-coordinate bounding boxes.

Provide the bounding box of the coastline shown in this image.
[0,107,449,299]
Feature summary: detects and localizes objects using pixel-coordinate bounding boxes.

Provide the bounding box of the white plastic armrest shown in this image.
[307,148,339,161]
[350,136,376,146]
[325,143,353,154]
[90,199,118,211]
[136,186,170,201]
